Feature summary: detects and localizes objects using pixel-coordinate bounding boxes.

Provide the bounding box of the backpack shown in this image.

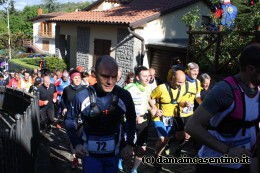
[158,83,184,132]
[209,76,259,137]
[158,83,181,110]
[79,86,122,136]
[76,85,120,136]
[87,85,119,117]
[184,79,199,96]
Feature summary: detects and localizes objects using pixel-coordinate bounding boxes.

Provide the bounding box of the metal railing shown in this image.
[0,86,40,173]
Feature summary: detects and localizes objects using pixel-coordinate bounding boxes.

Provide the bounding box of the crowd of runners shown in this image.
[1,43,259,173]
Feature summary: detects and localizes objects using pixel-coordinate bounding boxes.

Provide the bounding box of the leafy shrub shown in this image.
[181,7,200,29]
[45,56,67,71]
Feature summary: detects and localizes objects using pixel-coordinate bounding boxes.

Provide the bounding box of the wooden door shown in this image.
[42,40,49,51]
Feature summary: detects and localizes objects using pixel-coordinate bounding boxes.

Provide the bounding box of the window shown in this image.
[93,39,111,66]
[40,22,52,36]
[201,16,211,26]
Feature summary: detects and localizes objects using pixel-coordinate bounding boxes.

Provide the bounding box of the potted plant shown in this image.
[181,7,200,30]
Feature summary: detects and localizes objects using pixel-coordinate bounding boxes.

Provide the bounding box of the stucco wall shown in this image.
[142,1,210,42]
[91,2,120,11]
[48,38,56,54]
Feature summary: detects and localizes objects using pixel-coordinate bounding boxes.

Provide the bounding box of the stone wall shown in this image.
[115,28,134,77]
[76,27,90,69]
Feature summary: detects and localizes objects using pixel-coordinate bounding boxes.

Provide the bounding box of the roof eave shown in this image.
[82,0,104,11]
[161,0,210,16]
[28,14,65,22]
[47,19,130,26]
[28,16,53,22]
[129,13,160,29]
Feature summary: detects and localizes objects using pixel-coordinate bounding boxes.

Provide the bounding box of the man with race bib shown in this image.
[124,66,155,173]
[65,56,136,173]
[150,70,186,170]
[186,44,260,173]
[176,62,202,154]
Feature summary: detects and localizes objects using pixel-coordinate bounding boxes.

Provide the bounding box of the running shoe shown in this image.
[131,170,137,173]
[71,158,79,169]
[164,144,170,156]
[56,123,61,129]
[118,158,123,171]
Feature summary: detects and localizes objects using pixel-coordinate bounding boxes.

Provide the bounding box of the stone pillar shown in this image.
[115,28,134,78]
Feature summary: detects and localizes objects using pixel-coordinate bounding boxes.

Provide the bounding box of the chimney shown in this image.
[38,7,42,15]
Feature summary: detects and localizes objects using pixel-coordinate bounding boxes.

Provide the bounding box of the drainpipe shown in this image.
[128,27,145,66]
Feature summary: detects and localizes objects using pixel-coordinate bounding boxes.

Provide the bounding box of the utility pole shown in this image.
[6,6,11,59]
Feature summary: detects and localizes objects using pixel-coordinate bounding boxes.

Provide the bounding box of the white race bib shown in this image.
[88,136,115,154]
[182,104,194,114]
[162,116,174,126]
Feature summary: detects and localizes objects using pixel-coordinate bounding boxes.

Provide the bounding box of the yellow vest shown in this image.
[151,83,185,121]
[179,79,201,117]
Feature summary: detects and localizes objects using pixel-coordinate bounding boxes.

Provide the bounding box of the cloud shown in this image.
[15,1,28,11]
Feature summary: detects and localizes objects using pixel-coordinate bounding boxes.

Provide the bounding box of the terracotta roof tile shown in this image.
[49,0,201,27]
[28,12,67,21]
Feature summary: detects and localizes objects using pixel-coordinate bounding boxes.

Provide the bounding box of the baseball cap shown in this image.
[76,66,83,72]
[187,62,199,70]
[62,72,69,77]
[34,77,41,84]
[220,0,230,4]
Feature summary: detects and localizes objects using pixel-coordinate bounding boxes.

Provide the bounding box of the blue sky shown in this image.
[1,0,92,11]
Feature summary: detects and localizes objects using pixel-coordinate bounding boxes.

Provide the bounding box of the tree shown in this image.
[21,6,39,37]
[44,0,57,13]
[234,0,260,31]
[0,10,6,33]
[0,0,7,5]
[184,0,260,77]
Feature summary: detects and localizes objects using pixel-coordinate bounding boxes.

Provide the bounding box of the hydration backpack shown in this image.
[209,76,259,137]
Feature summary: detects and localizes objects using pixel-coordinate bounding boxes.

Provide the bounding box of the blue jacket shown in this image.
[65,85,136,148]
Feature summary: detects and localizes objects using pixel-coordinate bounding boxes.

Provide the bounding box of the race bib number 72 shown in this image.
[88,136,115,154]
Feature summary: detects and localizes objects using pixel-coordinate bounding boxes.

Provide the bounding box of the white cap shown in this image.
[62,72,69,77]
[220,0,230,4]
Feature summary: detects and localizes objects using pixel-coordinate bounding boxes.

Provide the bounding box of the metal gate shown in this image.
[0,87,40,173]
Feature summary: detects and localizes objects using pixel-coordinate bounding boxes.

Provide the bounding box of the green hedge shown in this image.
[8,56,67,72]
[9,58,39,71]
[14,53,31,59]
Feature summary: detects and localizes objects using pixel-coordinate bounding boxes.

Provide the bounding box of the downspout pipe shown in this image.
[128,27,145,66]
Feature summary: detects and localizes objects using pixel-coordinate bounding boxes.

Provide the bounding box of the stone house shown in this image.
[50,0,211,81]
